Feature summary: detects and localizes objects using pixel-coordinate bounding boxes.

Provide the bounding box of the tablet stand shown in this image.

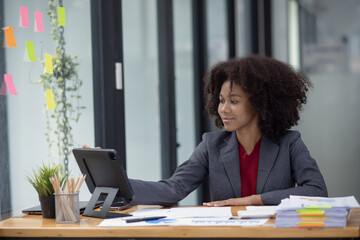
[83,186,131,218]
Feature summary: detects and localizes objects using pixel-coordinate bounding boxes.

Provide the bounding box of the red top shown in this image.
[238,139,261,197]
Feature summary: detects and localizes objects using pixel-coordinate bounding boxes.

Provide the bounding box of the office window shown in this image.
[272,0,360,201]
[235,0,252,57]
[0,0,94,216]
[206,0,229,67]
[122,0,161,181]
[173,0,197,205]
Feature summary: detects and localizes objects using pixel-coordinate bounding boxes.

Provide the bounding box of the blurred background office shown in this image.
[1,0,360,219]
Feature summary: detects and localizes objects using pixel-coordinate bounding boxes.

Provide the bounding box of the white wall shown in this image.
[4,0,94,215]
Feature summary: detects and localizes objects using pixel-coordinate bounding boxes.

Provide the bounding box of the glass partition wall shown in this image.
[1,0,260,217]
[273,0,360,201]
[0,0,95,217]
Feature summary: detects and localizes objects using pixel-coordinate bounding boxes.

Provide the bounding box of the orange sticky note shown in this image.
[2,26,17,48]
[19,6,29,28]
[0,74,17,95]
[58,7,66,26]
[45,53,53,74]
[46,89,56,110]
[34,12,44,32]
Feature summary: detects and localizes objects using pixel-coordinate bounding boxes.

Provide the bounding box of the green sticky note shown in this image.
[58,7,66,26]
[296,209,321,213]
[26,41,36,62]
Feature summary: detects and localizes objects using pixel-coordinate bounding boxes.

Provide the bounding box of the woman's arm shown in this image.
[129,134,210,206]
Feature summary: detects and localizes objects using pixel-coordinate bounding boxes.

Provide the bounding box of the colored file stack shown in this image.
[274,195,360,228]
[275,206,348,228]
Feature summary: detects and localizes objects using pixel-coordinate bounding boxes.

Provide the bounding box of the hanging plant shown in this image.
[38,0,85,174]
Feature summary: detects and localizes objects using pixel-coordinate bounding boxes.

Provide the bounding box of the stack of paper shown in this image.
[275,195,360,228]
[98,207,269,227]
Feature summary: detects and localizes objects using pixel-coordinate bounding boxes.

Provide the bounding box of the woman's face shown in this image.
[218,80,259,133]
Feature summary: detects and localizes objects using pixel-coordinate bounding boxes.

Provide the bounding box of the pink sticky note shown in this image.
[0,81,7,95]
[34,12,44,32]
[20,6,29,28]
[2,74,17,95]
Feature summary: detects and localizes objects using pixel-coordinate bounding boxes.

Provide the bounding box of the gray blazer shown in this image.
[129,130,327,205]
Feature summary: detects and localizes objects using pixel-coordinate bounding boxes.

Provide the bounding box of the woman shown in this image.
[85,55,328,206]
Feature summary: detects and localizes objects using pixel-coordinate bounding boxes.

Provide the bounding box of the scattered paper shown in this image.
[98,207,242,227]
[167,207,232,218]
[246,206,279,211]
[279,195,360,210]
[171,217,269,226]
[99,217,175,227]
[130,208,170,217]
[98,217,268,227]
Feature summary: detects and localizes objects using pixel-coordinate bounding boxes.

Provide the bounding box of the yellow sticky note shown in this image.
[45,54,53,74]
[26,41,36,62]
[46,89,56,110]
[58,7,66,26]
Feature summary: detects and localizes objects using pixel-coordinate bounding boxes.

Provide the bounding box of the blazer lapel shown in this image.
[257,136,279,193]
[220,131,242,197]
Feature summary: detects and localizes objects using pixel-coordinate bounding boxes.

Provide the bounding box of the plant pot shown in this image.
[39,195,55,218]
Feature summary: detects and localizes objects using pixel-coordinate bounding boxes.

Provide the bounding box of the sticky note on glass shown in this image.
[2,26,17,48]
[58,7,66,26]
[24,41,37,62]
[19,6,29,28]
[0,81,7,95]
[46,89,56,110]
[45,54,54,74]
[0,74,18,95]
[34,12,44,32]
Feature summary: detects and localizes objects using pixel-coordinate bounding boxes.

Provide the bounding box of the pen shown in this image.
[125,216,166,223]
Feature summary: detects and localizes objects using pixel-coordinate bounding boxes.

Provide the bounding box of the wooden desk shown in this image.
[0,206,359,239]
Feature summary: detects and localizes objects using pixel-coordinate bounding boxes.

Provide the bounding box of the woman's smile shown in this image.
[221,117,234,124]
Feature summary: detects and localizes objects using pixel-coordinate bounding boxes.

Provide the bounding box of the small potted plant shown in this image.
[25,162,67,218]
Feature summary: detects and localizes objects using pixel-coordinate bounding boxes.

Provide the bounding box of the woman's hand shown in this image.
[203,194,263,207]
[82,144,101,149]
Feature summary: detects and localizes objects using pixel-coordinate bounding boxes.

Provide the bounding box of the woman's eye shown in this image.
[231,100,238,104]
[219,99,225,104]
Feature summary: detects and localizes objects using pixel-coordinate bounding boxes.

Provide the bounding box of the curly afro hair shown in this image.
[204,55,312,142]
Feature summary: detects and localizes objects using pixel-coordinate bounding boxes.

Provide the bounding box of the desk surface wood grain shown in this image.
[0,206,359,238]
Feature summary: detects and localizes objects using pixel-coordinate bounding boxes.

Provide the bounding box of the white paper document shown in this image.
[235,206,278,219]
[98,206,252,227]
[279,195,360,210]
[170,217,269,226]
[167,207,232,218]
[98,217,268,227]
[98,217,174,227]
[129,208,171,217]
